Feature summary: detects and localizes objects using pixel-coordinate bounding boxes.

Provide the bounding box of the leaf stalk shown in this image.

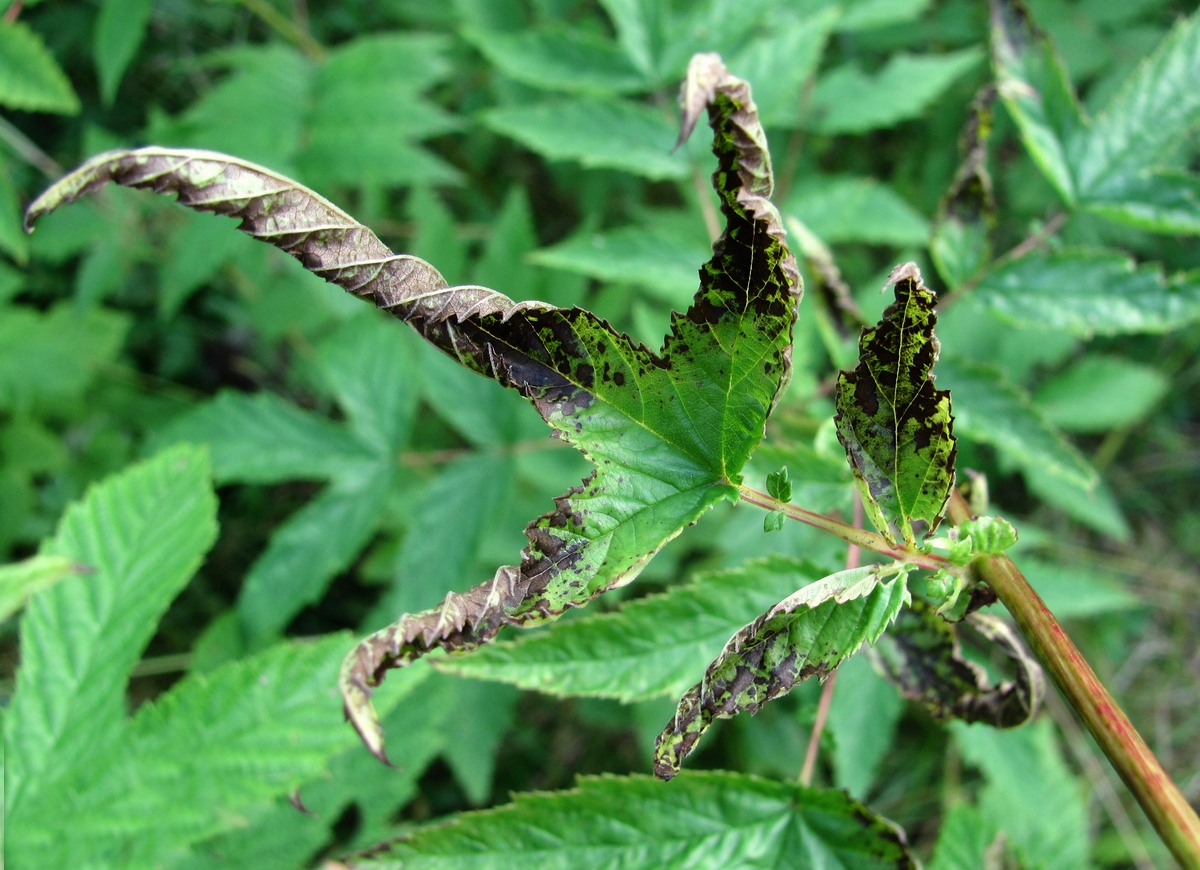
[736,484,950,572]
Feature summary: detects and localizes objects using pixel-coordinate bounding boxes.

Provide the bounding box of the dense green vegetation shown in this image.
[2,1,1197,867]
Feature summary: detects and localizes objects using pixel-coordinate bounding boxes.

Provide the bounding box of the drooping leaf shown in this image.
[0,20,80,114]
[834,264,957,547]
[25,52,801,764]
[971,249,1200,336]
[438,556,829,702]
[0,554,86,622]
[930,86,997,289]
[4,446,218,841]
[352,772,915,868]
[654,562,912,780]
[871,601,1044,728]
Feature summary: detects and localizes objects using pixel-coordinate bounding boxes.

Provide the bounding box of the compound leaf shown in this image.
[654,562,912,780]
[834,264,956,547]
[355,772,915,868]
[25,52,801,764]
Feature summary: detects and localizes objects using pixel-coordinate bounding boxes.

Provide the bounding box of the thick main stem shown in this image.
[948,494,1200,868]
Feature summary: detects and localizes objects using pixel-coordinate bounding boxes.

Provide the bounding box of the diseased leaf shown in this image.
[437,556,828,702]
[654,562,912,780]
[971,249,1200,337]
[25,53,801,765]
[930,87,997,289]
[353,772,915,868]
[871,600,1044,728]
[834,264,957,547]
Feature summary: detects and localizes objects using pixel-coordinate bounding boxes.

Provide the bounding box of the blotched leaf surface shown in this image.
[25,53,801,763]
[871,600,1043,728]
[654,563,912,780]
[834,264,956,546]
[353,772,915,868]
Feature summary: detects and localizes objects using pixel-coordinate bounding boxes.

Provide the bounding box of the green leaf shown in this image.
[366,452,516,624]
[94,0,151,104]
[1079,168,1200,236]
[0,554,84,622]
[438,557,828,702]
[837,0,931,31]
[463,24,647,94]
[988,0,1083,203]
[313,313,420,455]
[25,54,802,765]
[930,88,997,289]
[153,390,378,484]
[237,470,394,644]
[936,356,1096,490]
[357,772,915,868]
[529,224,710,306]
[1020,557,1141,619]
[872,603,1044,727]
[808,48,984,134]
[835,265,957,547]
[4,447,218,836]
[1034,354,1169,433]
[0,303,128,412]
[826,652,905,798]
[0,165,29,264]
[1072,12,1200,202]
[299,33,462,188]
[952,719,1091,869]
[0,20,79,114]
[970,249,1200,336]
[482,97,687,180]
[929,804,1000,870]
[783,175,930,247]
[765,465,792,502]
[654,562,912,779]
[13,634,411,867]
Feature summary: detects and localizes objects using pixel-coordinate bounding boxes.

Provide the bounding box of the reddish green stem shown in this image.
[737,484,950,572]
[948,494,1200,867]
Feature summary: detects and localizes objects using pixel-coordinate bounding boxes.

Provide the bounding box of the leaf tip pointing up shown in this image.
[676,52,726,150]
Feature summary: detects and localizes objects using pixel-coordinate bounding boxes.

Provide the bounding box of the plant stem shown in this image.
[948,494,1200,867]
[736,484,949,572]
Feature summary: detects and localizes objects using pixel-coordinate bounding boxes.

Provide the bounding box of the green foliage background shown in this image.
[1,0,1196,867]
